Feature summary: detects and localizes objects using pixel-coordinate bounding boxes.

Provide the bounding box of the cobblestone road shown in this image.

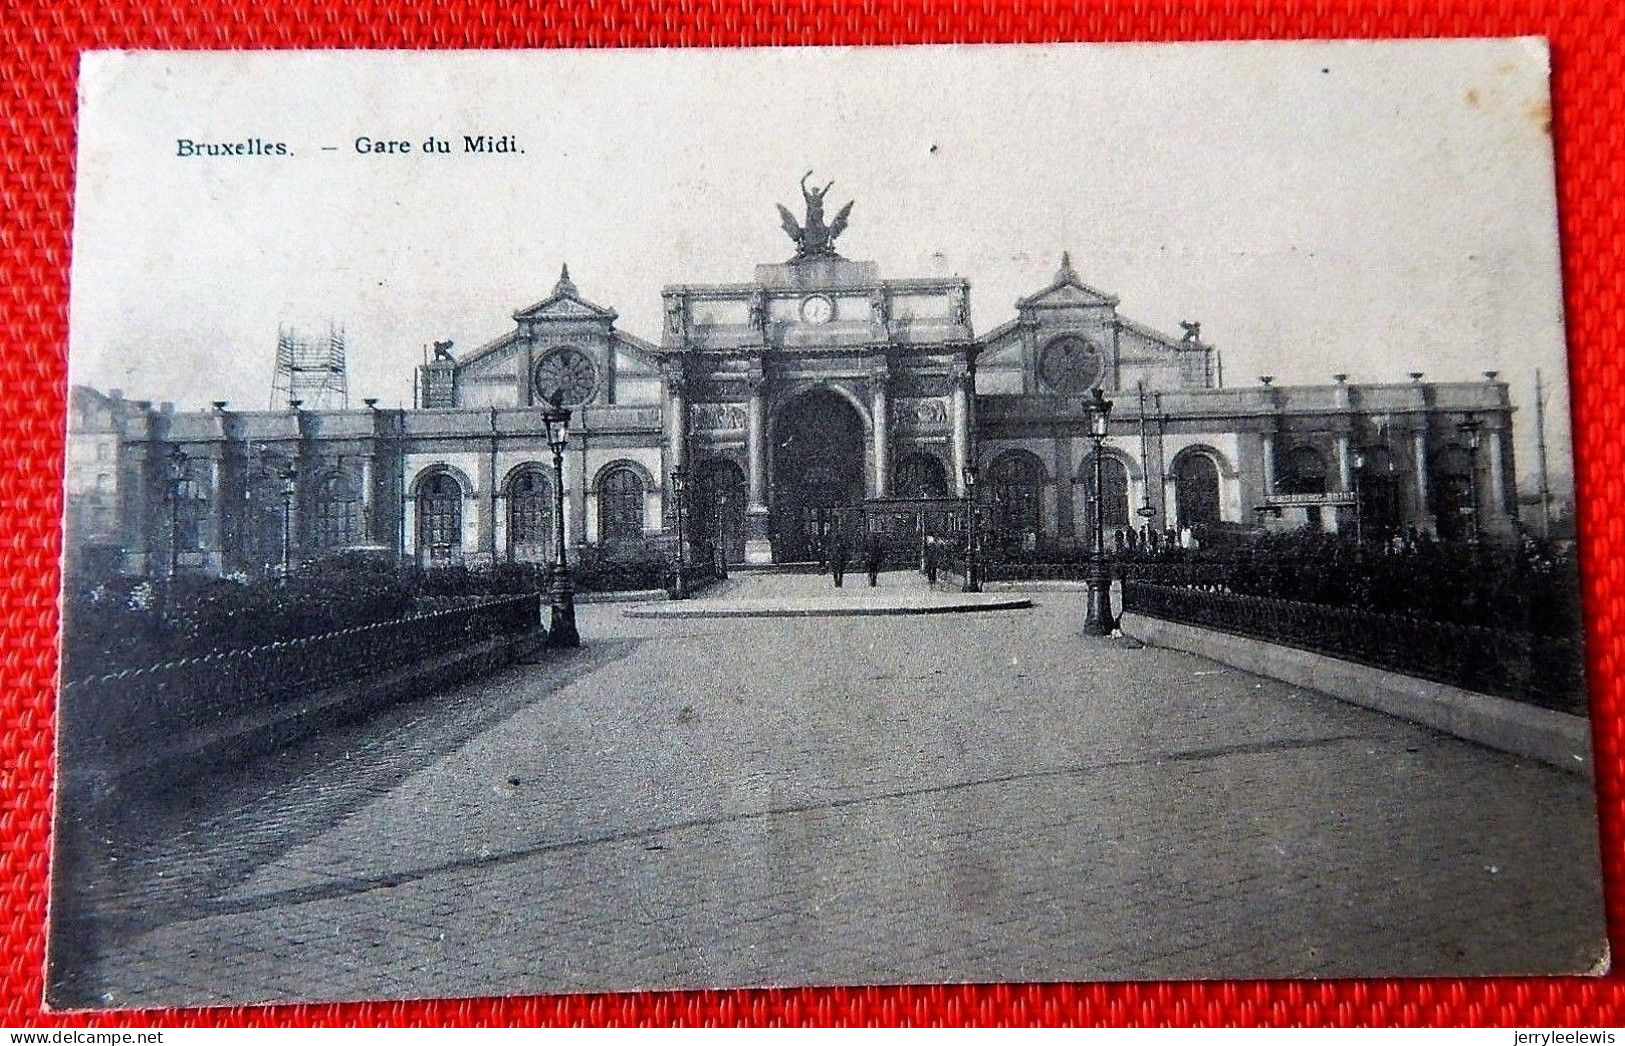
[54,574,1607,1008]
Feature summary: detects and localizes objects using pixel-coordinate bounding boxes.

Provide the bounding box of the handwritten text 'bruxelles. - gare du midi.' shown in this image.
[174,135,525,157]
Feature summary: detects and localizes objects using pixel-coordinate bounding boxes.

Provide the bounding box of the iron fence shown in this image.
[1121,581,1587,716]
[60,594,542,761]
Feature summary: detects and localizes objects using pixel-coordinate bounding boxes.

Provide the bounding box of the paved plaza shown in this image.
[54,572,1606,1009]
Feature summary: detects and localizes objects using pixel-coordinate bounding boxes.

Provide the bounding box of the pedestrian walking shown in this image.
[865,534,885,587]
[829,530,849,588]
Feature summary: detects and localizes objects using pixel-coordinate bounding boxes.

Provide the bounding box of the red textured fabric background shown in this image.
[2,0,1621,1028]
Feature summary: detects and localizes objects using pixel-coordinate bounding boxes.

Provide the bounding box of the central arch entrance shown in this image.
[770,387,865,563]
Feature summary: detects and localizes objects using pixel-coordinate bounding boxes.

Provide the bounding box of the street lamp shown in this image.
[961,464,980,593]
[1456,413,1484,545]
[164,445,191,580]
[1084,386,1115,636]
[541,404,580,648]
[670,463,690,600]
[277,458,299,575]
[1351,449,1365,548]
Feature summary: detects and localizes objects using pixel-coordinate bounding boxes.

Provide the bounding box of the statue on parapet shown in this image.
[432,340,456,363]
[777,171,854,260]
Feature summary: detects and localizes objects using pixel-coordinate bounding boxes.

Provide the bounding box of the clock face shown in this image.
[532,348,598,407]
[800,294,836,324]
[1037,335,1105,393]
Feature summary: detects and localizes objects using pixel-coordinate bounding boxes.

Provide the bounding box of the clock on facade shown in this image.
[1037,334,1106,393]
[799,294,836,324]
[532,347,598,406]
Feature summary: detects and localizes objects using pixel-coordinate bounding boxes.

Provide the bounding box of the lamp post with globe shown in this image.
[961,465,980,593]
[541,404,580,648]
[670,464,690,600]
[1083,387,1115,636]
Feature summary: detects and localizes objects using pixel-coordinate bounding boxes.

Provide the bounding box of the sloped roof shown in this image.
[611,329,661,370]
[1117,314,1202,352]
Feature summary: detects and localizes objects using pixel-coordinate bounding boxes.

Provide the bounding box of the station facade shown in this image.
[66,206,1518,577]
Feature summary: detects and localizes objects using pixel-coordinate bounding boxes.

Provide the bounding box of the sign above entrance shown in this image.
[1265,492,1357,507]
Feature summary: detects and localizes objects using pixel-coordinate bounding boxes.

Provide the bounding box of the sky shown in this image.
[69,41,1572,489]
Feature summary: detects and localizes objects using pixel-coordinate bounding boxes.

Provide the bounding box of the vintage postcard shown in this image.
[51,41,1605,1009]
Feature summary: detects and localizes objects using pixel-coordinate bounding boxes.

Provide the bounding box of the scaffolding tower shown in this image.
[270,324,349,409]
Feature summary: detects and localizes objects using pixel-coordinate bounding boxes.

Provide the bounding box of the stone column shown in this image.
[204,456,225,574]
[1260,431,1277,495]
[870,372,890,499]
[1412,426,1433,531]
[951,366,972,495]
[1336,433,1353,492]
[123,442,151,574]
[481,433,498,565]
[360,454,376,541]
[746,378,767,510]
[744,374,772,564]
[1486,428,1508,517]
[285,456,302,568]
[666,376,688,471]
[571,440,588,554]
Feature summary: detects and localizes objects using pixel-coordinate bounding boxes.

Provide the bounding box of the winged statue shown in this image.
[777,171,854,259]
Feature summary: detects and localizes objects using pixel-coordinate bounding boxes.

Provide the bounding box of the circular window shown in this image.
[1037,335,1105,393]
[532,348,598,407]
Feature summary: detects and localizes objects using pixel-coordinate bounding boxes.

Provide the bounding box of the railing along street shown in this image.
[1120,579,1587,716]
[60,594,543,760]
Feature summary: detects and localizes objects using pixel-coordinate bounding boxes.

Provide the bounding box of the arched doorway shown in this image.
[1431,444,1476,543]
[771,388,865,562]
[1280,445,1329,531]
[894,452,949,499]
[1173,451,1222,530]
[1079,454,1131,541]
[1356,446,1401,542]
[697,458,747,565]
[986,450,1046,554]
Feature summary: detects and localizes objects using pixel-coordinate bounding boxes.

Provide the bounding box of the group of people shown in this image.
[819,528,888,588]
[1113,526,1202,555]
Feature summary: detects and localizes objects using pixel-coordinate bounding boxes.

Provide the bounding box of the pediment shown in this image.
[514,293,616,323]
[1019,278,1119,310]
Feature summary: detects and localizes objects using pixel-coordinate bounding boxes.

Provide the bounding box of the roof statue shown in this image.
[776,171,854,260]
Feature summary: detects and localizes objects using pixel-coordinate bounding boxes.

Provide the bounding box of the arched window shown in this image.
[1080,455,1131,535]
[985,451,1046,552]
[312,471,361,550]
[1281,445,1329,495]
[598,466,646,543]
[1174,452,1222,529]
[508,467,554,562]
[894,453,949,499]
[417,473,463,560]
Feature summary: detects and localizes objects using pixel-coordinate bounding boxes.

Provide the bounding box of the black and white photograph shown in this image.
[50,41,1605,1009]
